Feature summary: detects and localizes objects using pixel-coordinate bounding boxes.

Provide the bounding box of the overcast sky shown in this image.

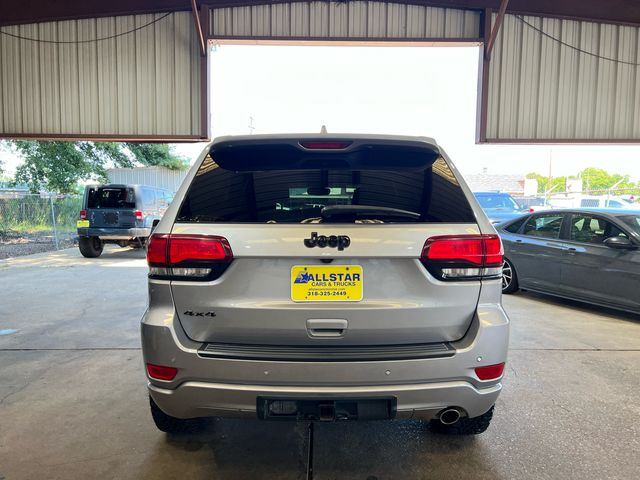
[3,44,640,181]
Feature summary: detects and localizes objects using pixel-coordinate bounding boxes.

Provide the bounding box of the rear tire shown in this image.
[430,406,494,435]
[502,258,519,294]
[149,396,204,434]
[78,236,103,258]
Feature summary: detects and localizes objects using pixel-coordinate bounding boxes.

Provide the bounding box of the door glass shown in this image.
[522,214,564,239]
[569,215,629,244]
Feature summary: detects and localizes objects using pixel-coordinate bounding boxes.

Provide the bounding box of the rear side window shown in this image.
[504,217,527,233]
[177,156,476,223]
[522,214,564,239]
[87,187,135,209]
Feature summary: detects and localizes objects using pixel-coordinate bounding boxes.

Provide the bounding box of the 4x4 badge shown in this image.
[303,232,351,251]
[183,311,216,317]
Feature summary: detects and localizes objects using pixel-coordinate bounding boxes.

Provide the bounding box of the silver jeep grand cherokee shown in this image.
[141,134,509,435]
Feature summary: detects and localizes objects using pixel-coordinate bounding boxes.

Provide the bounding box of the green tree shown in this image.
[526,172,567,194]
[6,140,187,193]
[579,167,635,191]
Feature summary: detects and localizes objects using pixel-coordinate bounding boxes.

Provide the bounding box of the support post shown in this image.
[191,0,206,57]
[485,0,509,61]
[49,195,59,250]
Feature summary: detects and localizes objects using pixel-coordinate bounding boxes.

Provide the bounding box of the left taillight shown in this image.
[79,210,87,220]
[147,234,233,280]
[420,234,503,281]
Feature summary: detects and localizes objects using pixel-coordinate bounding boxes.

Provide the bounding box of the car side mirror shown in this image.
[603,236,636,250]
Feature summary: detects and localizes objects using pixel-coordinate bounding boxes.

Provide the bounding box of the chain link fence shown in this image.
[0,194,82,259]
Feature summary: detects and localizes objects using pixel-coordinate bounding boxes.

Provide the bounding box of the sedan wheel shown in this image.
[501,259,519,294]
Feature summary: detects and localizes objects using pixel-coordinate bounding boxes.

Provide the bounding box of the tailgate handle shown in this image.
[306,319,348,338]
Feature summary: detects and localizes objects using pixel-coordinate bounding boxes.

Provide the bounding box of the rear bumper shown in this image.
[77,227,150,239]
[141,281,509,421]
[149,378,500,420]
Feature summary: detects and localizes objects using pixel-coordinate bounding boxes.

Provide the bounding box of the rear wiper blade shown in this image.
[321,205,420,220]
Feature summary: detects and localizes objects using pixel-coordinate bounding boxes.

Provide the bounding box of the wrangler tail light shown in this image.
[79,210,87,220]
[135,210,144,221]
[147,234,233,280]
[421,234,503,281]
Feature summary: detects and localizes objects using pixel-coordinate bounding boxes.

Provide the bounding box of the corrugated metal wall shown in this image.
[0,12,203,139]
[107,166,189,192]
[486,13,640,141]
[209,2,481,40]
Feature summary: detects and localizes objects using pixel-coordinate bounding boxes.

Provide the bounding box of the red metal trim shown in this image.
[200,4,210,140]
[476,8,492,144]
[3,1,640,28]
[191,0,206,56]
[484,0,508,60]
[0,133,207,143]
[208,35,483,44]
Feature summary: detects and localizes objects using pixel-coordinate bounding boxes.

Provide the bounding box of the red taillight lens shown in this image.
[421,234,503,281]
[146,234,233,280]
[79,210,87,220]
[475,363,505,380]
[483,235,504,266]
[299,141,352,150]
[168,236,232,264]
[135,210,144,221]
[147,234,169,265]
[423,236,485,265]
[146,363,178,381]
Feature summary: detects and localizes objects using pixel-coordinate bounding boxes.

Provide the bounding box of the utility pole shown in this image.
[248,116,255,135]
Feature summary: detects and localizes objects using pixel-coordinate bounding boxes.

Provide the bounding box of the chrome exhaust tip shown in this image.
[438,408,462,425]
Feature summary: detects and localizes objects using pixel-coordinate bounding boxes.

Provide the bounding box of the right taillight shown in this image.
[147,234,233,280]
[421,234,503,281]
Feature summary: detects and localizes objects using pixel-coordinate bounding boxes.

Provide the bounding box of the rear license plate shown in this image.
[77,220,90,228]
[291,265,363,302]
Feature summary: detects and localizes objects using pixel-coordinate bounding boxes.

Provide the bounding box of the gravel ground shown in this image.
[0,231,77,259]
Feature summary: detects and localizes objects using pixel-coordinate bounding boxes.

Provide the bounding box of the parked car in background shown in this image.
[578,196,637,209]
[515,196,553,212]
[77,184,173,257]
[497,208,640,314]
[142,134,509,436]
[473,191,527,224]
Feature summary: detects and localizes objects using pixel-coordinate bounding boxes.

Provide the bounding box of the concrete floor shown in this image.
[1,247,639,480]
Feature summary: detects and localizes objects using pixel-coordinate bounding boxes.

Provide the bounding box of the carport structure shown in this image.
[2,1,640,143]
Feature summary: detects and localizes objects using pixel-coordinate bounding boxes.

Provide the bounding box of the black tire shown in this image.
[149,396,204,434]
[430,406,494,435]
[502,258,519,294]
[78,236,104,258]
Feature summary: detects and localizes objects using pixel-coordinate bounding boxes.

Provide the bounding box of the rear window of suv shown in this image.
[177,155,475,223]
[87,187,135,209]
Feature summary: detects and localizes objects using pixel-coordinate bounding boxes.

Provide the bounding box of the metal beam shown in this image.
[191,0,206,56]
[484,0,509,60]
[3,1,640,27]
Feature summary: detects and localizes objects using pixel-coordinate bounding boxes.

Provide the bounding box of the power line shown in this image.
[515,15,640,67]
[0,12,172,44]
